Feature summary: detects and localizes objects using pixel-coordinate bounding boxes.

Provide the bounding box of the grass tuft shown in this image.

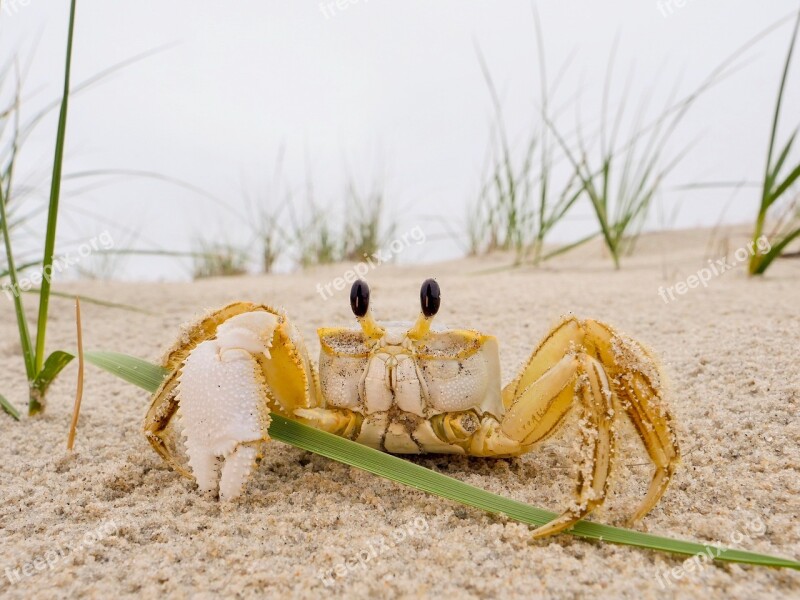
[191,239,249,279]
[749,9,800,275]
[470,7,583,264]
[0,0,78,416]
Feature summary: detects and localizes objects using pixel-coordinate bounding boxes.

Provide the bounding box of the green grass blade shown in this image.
[769,162,800,205]
[541,232,600,261]
[29,350,75,415]
[762,10,799,194]
[84,351,170,392]
[23,288,154,314]
[752,8,800,274]
[751,226,800,275]
[0,391,21,421]
[0,189,35,380]
[769,129,797,186]
[33,0,77,375]
[80,350,800,570]
[0,259,47,279]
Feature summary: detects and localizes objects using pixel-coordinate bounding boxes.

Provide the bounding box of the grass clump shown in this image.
[548,59,690,269]
[749,9,800,275]
[470,8,583,264]
[191,239,250,279]
[0,0,78,416]
[342,177,393,262]
[290,197,339,268]
[288,173,392,268]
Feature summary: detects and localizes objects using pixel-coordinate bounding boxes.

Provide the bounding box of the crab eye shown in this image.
[420,278,441,317]
[350,279,370,317]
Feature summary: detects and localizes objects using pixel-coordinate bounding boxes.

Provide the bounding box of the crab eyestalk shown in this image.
[407,278,440,341]
[350,280,385,339]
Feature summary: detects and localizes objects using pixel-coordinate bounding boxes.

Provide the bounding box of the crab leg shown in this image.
[500,316,679,537]
[294,407,363,438]
[501,318,585,409]
[218,444,260,500]
[583,320,680,524]
[500,354,578,446]
[527,355,614,537]
[144,368,192,478]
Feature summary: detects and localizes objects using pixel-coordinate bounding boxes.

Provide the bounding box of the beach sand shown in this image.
[1,227,798,599]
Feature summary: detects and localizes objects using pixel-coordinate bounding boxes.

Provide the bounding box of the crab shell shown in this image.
[315,321,504,453]
[145,303,507,469]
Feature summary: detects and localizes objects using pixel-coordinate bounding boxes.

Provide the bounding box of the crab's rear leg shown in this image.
[583,319,680,524]
[499,317,678,537]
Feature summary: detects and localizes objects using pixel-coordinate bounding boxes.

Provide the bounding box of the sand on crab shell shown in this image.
[1,227,799,599]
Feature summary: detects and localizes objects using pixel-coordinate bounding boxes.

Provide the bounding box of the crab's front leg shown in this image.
[145,303,319,500]
[293,407,363,438]
[499,317,679,537]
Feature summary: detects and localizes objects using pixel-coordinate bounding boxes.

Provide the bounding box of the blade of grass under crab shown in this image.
[84,351,170,393]
[81,351,800,571]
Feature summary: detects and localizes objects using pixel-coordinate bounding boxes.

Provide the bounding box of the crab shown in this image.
[145,278,679,537]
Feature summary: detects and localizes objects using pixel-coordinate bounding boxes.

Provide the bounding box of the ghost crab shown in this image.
[145,278,679,537]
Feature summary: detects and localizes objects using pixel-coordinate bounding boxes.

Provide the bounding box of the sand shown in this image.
[1,227,799,599]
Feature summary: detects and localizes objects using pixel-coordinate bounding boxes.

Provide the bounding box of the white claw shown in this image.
[219,445,259,500]
[177,311,277,499]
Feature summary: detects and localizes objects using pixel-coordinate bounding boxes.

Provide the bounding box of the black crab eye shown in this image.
[350,279,370,317]
[420,278,441,317]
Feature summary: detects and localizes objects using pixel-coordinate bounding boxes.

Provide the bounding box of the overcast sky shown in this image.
[2,1,799,279]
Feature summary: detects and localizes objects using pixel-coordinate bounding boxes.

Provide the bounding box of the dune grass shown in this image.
[0,5,198,418]
[290,197,339,268]
[240,149,290,274]
[285,172,391,268]
[0,0,77,417]
[470,12,796,270]
[191,238,249,279]
[238,154,390,273]
[342,176,393,262]
[547,67,690,269]
[471,7,584,264]
[749,9,800,275]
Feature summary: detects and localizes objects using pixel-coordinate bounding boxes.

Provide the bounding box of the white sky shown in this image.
[1,1,799,280]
